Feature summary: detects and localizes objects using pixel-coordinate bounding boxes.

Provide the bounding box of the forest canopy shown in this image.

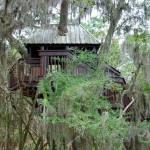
[0,0,150,150]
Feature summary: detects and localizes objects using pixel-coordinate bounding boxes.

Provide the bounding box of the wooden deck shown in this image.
[8,48,130,110]
[9,59,129,110]
[9,59,90,90]
[9,59,40,91]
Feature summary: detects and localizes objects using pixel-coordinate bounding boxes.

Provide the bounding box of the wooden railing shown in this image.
[9,56,129,110]
[73,64,88,74]
[9,59,40,90]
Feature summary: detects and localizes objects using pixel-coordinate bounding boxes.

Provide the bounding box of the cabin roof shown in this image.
[25,25,100,45]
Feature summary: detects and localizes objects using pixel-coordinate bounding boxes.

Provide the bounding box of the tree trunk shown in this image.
[100,19,117,53]
[58,0,69,36]
[100,0,126,53]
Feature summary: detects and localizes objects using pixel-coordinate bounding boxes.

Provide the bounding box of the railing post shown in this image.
[39,46,47,79]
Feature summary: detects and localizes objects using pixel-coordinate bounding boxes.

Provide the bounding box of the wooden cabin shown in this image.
[8,25,129,109]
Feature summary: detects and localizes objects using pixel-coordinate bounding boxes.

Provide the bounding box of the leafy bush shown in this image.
[38,51,129,149]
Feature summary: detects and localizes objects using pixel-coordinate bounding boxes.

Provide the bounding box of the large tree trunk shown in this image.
[100,0,126,53]
[101,18,117,53]
[58,0,69,36]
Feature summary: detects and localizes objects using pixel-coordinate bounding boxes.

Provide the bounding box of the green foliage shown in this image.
[82,17,122,68]
[82,17,106,38]
[100,38,122,67]
[137,121,150,144]
[73,0,95,6]
[126,30,150,54]
[24,140,34,150]
[137,73,150,94]
[37,50,129,149]
[7,47,21,63]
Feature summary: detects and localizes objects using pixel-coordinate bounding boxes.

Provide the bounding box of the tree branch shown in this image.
[8,35,28,58]
[120,62,142,117]
[123,96,135,113]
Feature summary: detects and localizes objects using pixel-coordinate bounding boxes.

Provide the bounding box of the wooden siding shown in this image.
[30,66,40,81]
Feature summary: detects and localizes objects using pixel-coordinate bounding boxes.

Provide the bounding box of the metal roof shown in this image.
[25,25,100,45]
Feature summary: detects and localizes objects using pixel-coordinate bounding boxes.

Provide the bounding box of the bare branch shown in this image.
[123,97,135,113]
[120,62,142,117]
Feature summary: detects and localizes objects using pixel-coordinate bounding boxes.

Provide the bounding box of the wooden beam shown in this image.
[38,50,71,56]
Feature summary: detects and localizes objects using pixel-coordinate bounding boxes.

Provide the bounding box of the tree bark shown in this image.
[58,0,69,36]
[100,0,126,53]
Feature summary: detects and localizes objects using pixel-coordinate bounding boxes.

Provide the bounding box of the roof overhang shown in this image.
[25,24,100,45]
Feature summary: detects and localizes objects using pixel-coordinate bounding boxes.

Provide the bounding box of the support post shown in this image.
[39,47,47,79]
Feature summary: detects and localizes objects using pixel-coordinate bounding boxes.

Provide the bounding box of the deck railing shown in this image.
[9,57,129,110]
[9,59,40,90]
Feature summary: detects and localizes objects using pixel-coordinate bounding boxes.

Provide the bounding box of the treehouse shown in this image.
[8,25,130,109]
